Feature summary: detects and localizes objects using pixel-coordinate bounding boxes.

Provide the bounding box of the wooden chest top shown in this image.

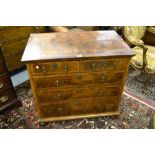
[22,30,133,62]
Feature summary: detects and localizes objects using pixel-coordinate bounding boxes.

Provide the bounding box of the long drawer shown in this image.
[37,86,120,103]
[0,26,46,44]
[33,71,124,89]
[0,87,16,108]
[0,73,12,92]
[39,97,119,118]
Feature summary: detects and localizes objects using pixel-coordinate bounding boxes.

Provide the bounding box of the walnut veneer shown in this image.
[22,30,134,122]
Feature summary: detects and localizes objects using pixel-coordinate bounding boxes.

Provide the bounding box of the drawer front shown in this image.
[80,58,128,72]
[33,71,124,89]
[0,62,7,74]
[0,87,16,108]
[0,74,12,92]
[5,52,25,71]
[0,26,46,44]
[39,97,119,118]
[37,86,120,103]
[31,61,79,75]
[1,39,28,57]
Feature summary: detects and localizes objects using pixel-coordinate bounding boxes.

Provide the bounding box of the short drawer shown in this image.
[33,71,124,89]
[1,39,28,57]
[0,62,7,74]
[0,74,12,92]
[39,97,119,118]
[37,86,120,103]
[5,52,25,71]
[0,26,46,44]
[31,61,79,75]
[80,58,129,72]
[0,87,16,108]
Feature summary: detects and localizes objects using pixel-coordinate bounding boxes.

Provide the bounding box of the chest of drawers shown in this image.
[22,30,134,122]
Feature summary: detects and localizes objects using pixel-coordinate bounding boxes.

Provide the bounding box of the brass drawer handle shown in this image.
[98,90,103,96]
[57,93,61,100]
[0,96,9,103]
[51,63,58,70]
[91,63,96,70]
[64,77,71,84]
[55,80,60,87]
[75,100,81,106]
[113,62,117,69]
[64,64,69,72]
[77,73,82,80]
[101,76,105,83]
[42,66,46,73]
[0,82,4,89]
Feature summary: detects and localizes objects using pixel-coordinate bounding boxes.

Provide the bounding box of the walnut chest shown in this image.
[22,30,134,122]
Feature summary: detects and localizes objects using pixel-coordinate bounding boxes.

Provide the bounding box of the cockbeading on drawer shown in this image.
[80,58,129,72]
[30,61,79,75]
[39,97,119,118]
[33,71,124,90]
[36,86,120,104]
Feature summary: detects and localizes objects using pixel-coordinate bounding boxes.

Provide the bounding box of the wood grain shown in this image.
[22,31,134,62]
[80,58,128,72]
[39,97,119,118]
[33,71,124,89]
[24,30,134,122]
[31,60,79,75]
[36,86,120,103]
